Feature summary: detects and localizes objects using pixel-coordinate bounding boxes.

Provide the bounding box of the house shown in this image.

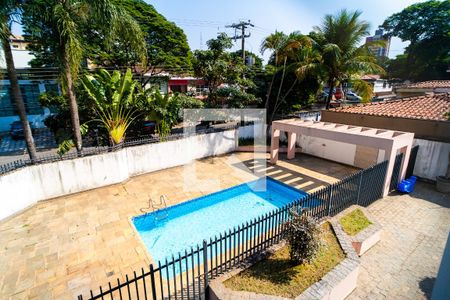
[321,93,450,181]
[168,76,207,97]
[0,36,59,132]
[0,35,35,69]
[0,69,59,132]
[361,74,395,100]
[395,80,450,97]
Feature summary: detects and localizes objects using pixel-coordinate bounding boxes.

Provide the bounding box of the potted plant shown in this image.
[436,151,450,193]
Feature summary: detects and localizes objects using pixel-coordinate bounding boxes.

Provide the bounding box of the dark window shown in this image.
[0,84,43,116]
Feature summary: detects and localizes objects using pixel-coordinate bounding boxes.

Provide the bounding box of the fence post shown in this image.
[203,240,209,300]
[149,264,157,300]
[327,185,334,216]
[356,170,363,205]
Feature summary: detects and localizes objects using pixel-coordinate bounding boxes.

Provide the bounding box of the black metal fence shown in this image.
[406,145,419,178]
[78,159,389,300]
[390,152,404,191]
[0,124,239,176]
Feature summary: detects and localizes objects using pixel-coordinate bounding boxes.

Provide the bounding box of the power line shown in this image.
[226,20,254,62]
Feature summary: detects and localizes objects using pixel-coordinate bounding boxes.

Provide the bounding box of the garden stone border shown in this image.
[335,205,382,256]
[209,221,360,300]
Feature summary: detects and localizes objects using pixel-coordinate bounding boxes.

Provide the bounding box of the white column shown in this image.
[270,128,280,164]
[287,132,297,160]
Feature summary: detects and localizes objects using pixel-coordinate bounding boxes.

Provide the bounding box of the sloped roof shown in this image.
[329,93,450,121]
[402,80,450,89]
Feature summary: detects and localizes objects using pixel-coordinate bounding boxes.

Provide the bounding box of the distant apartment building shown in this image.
[365,29,390,58]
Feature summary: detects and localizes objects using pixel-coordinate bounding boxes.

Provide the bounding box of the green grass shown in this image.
[339,208,372,236]
[223,223,345,298]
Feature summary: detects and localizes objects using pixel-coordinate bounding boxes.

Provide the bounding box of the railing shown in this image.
[78,159,389,300]
[0,124,239,176]
[406,145,419,178]
[390,152,405,191]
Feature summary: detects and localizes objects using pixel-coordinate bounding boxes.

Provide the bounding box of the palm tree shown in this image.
[262,31,313,124]
[260,31,286,111]
[25,0,146,152]
[1,0,37,161]
[308,10,384,108]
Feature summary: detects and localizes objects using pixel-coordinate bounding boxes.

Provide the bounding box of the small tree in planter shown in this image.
[286,209,321,264]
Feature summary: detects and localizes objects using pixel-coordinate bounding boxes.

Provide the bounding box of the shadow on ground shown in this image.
[419,276,435,300]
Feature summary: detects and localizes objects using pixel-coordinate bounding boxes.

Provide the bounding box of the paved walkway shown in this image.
[349,182,450,300]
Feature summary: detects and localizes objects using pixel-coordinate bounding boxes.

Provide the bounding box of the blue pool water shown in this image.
[132,177,307,264]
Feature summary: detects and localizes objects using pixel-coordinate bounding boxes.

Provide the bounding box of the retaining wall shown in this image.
[0,130,237,221]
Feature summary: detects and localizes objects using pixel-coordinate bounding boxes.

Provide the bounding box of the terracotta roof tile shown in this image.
[402,80,450,89]
[329,93,450,121]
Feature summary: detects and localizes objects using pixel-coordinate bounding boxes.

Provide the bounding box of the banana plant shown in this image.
[81,68,139,145]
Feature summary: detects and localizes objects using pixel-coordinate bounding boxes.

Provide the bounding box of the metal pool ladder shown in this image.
[150,195,169,220]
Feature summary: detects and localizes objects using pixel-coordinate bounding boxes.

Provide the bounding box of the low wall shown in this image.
[0,130,237,221]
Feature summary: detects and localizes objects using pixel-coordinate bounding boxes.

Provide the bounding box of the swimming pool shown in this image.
[132,177,307,264]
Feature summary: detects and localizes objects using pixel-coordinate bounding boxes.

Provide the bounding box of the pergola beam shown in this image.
[270,119,415,197]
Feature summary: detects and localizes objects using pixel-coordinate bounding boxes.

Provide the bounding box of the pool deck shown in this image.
[0,152,356,299]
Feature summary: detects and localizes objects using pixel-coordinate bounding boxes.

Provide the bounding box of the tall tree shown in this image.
[112,0,192,72]
[260,31,287,112]
[0,0,37,161]
[192,33,246,106]
[262,31,316,123]
[309,10,384,108]
[381,0,450,81]
[23,0,146,152]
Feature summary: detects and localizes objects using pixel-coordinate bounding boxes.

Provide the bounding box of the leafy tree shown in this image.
[0,0,37,161]
[136,89,203,139]
[381,0,450,81]
[216,86,259,108]
[261,31,319,121]
[22,0,146,152]
[192,33,247,106]
[304,10,384,108]
[96,0,192,74]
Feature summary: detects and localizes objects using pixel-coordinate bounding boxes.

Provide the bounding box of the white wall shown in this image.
[278,131,358,166]
[0,130,237,221]
[238,124,266,139]
[413,139,450,180]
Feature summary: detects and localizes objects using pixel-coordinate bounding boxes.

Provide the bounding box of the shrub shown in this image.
[286,209,321,264]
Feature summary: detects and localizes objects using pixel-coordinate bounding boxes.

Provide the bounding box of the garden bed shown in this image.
[209,221,360,300]
[336,205,382,256]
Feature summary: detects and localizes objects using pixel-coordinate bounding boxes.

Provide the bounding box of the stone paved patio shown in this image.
[0,152,356,299]
[348,182,450,300]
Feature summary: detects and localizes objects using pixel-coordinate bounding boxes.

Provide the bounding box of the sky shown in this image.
[150,0,425,62]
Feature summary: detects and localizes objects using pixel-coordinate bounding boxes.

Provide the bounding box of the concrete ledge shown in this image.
[209,222,359,300]
[335,205,382,256]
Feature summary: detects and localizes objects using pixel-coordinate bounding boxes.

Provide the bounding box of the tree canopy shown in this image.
[22,0,191,70]
[381,0,450,80]
[192,33,249,106]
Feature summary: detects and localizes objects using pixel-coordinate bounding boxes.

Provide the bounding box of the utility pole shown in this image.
[226,20,254,64]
